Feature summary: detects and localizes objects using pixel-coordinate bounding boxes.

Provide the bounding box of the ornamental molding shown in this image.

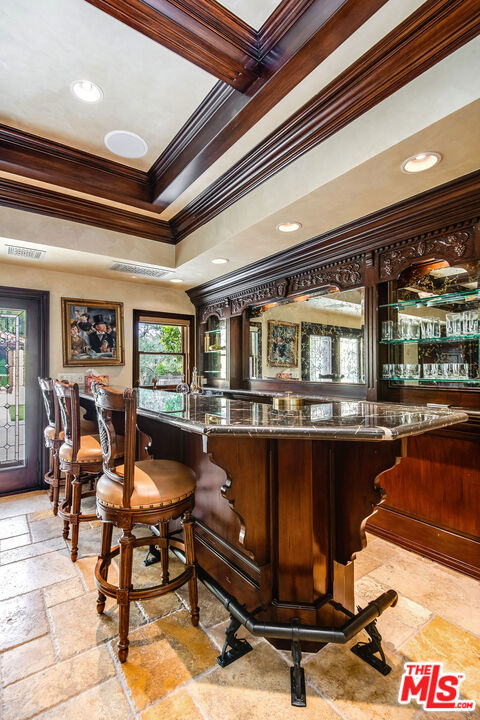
[229,278,288,316]
[379,229,472,281]
[289,260,364,293]
[199,299,230,324]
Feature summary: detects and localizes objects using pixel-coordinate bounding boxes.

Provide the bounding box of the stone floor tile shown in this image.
[0,514,28,540]
[177,579,229,628]
[34,678,134,720]
[138,591,183,622]
[0,536,65,565]
[141,689,204,720]
[43,577,85,607]
[49,590,145,660]
[190,642,341,720]
[29,516,65,543]
[401,616,480,702]
[121,610,218,710]
[1,645,115,720]
[0,549,77,600]
[0,532,30,551]
[354,575,432,651]
[304,638,415,720]
[28,508,54,522]
[0,590,48,651]
[355,536,405,580]
[76,554,119,591]
[369,554,480,635]
[0,635,55,686]
[0,491,50,520]
[70,524,121,560]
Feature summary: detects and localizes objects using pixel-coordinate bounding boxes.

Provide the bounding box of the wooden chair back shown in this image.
[93,385,137,509]
[38,377,60,436]
[53,380,81,460]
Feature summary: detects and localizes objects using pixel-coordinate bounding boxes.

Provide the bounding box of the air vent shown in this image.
[7,245,45,260]
[110,262,170,279]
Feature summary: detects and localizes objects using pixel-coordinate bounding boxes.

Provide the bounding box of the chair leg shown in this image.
[158,520,170,585]
[63,472,73,539]
[52,451,60,516]
[117,528,135,663]
[47,448,54,500]
[182,511,199,627]
[70,475,82,562]
[97,522,114,614]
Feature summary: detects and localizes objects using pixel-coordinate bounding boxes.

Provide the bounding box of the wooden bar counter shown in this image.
[82,389,466,658]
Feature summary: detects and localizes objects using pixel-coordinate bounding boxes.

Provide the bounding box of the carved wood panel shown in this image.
[289,260,364,293]
[378,229,473,281]
[198,299,230,324]
[229,279,288,316]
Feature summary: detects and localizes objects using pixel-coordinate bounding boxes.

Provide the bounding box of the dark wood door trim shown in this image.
[171,0,480,240]
[0,176,174,243]
[0,286,49,495]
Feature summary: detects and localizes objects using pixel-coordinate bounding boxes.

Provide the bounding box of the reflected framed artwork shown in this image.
[267,320,299,367]
[61,297,124,366]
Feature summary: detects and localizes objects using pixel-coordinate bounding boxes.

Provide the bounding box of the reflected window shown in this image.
[309,336,332,381]
[340,337,361,383]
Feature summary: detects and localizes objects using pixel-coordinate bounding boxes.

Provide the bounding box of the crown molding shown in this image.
[0,176,174,243]
[173,0,480,241]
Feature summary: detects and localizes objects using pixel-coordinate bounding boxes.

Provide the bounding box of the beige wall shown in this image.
[0,263,194,386]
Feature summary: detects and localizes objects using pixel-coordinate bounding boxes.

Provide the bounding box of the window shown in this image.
[339,336,361,383]
[133,311,194,389]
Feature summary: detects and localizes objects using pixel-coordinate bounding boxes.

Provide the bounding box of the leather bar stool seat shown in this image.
[96,459,195,510]
[93,385,199,663]
[59,434,124,465]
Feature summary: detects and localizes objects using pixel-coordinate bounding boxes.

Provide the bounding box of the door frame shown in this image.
[0,285,49,494]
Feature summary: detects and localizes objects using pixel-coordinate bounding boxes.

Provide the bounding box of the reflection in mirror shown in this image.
[249,288,365,384]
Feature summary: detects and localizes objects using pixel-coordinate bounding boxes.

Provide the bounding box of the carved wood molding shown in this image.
[378,228,474,281]
[230,279,288,316]
[289,260,364,294]
[198,299,230,324]
[172,0,480,240]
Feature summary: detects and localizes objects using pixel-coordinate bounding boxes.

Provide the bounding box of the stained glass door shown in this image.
[0,293,44,494]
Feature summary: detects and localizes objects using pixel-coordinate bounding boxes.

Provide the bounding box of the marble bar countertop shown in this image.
[80,387,467,441]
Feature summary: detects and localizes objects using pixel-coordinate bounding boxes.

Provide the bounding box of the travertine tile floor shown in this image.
[1,490,479,720]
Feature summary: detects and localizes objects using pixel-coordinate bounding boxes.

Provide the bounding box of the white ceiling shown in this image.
[217,0,282,29]
[0,0,217,169]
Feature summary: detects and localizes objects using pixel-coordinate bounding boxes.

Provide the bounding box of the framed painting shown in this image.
[61,297,124,367]
[267,320,299,367]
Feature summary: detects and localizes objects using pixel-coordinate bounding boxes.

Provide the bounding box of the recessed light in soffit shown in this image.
[276,222,302,233]
[401,152,441,173]
[104,131,148,159]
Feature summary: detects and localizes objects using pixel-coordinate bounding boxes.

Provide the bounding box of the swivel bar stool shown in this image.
[54,380,123,562]
[38,377,63,515]
[93,385,199,662]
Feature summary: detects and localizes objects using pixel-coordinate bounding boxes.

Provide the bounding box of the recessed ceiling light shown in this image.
[104,130,148,159]
[71,80,103,103]
[169,278,183,283]
[211,258,229,265]
[401,152,441,173]
[277,222,302,233]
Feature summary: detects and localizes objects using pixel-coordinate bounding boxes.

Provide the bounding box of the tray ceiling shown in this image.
[0,0,217,170]
[217,0,283,29]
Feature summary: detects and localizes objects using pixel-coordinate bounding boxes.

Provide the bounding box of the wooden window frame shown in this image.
[133,309,195,389]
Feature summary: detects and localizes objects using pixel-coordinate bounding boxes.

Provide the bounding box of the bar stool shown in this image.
[54,381,123,562]
[38,377,64,514]
[93,385,199,663]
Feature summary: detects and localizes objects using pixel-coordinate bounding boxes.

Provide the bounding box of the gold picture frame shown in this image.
[61,297,125,367]
[267,320,299,367]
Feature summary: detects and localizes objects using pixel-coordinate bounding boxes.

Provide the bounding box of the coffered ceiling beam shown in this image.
[149,0,387,207]
[85,0,259,90]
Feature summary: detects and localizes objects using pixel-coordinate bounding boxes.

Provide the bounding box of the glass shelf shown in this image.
[385,377,480,383]
[380,289,480,310]
[204,349,226,354]
[380,334,480,345]
[203,328,222,335]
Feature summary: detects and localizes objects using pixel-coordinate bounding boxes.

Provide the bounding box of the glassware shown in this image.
[175,374,190,393]
[405,364,420,378]
[446,363,459,380]
[382,320,394,340]
[458,363,469,379]
[394,363,404,378]
[382,363,394,379]
[464,310,478,335]
[411,319,421,339]
[446,313,455,337]
[432,317,441,338]
[190,367,201,394]
[423,363,433,380]
[421,318,433,339]
[453,313,463,336]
